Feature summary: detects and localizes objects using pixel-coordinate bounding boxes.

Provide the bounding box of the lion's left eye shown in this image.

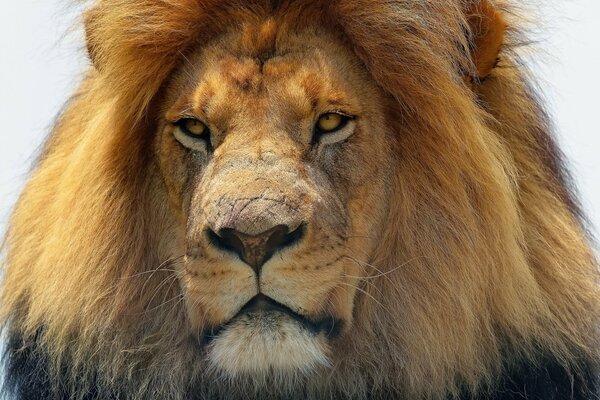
[316,113,348,133]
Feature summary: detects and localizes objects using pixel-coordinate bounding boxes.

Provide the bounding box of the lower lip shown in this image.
[200,310,343,346]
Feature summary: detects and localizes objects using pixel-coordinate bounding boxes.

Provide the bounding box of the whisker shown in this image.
[143,293,185,314]
[88,257,185,306]
[144,274,180,311]
[337,282,386,312]
[138,256,185,297]
[177,50,198,82]
[341,254,414,299]
[127,266,180,279]
[348,276,384,297]
[342,256,424,280]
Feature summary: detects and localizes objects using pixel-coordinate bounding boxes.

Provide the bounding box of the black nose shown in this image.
[207,224,304,274]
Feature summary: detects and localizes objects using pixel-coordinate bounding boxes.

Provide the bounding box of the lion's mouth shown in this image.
[201,294,343,345]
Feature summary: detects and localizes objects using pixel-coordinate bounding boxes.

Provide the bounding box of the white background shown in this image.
[0,4,599,253]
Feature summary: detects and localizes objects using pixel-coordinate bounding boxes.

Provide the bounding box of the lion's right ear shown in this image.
[466,0,506,81]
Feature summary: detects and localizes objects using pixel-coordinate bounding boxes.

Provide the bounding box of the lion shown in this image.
[1,0,598,399]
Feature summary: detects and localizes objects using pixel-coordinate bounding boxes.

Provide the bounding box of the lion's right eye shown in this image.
[173,118,211,152]
[178,118,208,137]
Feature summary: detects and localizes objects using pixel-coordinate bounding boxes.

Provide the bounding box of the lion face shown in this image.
[155,23,392,376]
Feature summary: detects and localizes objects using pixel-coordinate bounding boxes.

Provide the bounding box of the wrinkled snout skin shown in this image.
[155,24,394,374]
[187,126,352,328]
[198,147,315,237]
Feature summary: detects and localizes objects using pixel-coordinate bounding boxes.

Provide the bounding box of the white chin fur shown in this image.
[207,312,331,378]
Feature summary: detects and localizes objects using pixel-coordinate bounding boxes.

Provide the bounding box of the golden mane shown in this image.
[2,1,598,399]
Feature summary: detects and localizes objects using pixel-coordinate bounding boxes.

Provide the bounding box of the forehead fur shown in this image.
[85,0,471,124]
[165,26,371,131]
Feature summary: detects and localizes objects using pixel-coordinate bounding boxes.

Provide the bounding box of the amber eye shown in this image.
[178,118,207,137]
[316,113,347,133]
[313,112,354,146]
[173,118,211,152]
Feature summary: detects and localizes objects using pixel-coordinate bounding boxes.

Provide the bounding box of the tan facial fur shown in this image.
[156,25,391,375]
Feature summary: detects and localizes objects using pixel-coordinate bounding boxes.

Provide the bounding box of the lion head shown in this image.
[158,20,395,376]
[2,1,599,399]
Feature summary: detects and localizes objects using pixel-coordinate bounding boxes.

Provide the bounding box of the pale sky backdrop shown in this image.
[0,3,599,276]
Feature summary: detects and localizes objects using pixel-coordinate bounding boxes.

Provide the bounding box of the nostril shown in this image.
[206,228,245,258]
[276,223,305,250]
[206,224,305,273]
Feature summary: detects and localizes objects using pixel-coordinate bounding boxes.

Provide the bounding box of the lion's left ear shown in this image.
[466,0,506,80]
[84,9,101,70]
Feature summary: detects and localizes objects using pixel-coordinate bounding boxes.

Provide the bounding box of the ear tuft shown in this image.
[467,0,506,80]
[84,9,100,70]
